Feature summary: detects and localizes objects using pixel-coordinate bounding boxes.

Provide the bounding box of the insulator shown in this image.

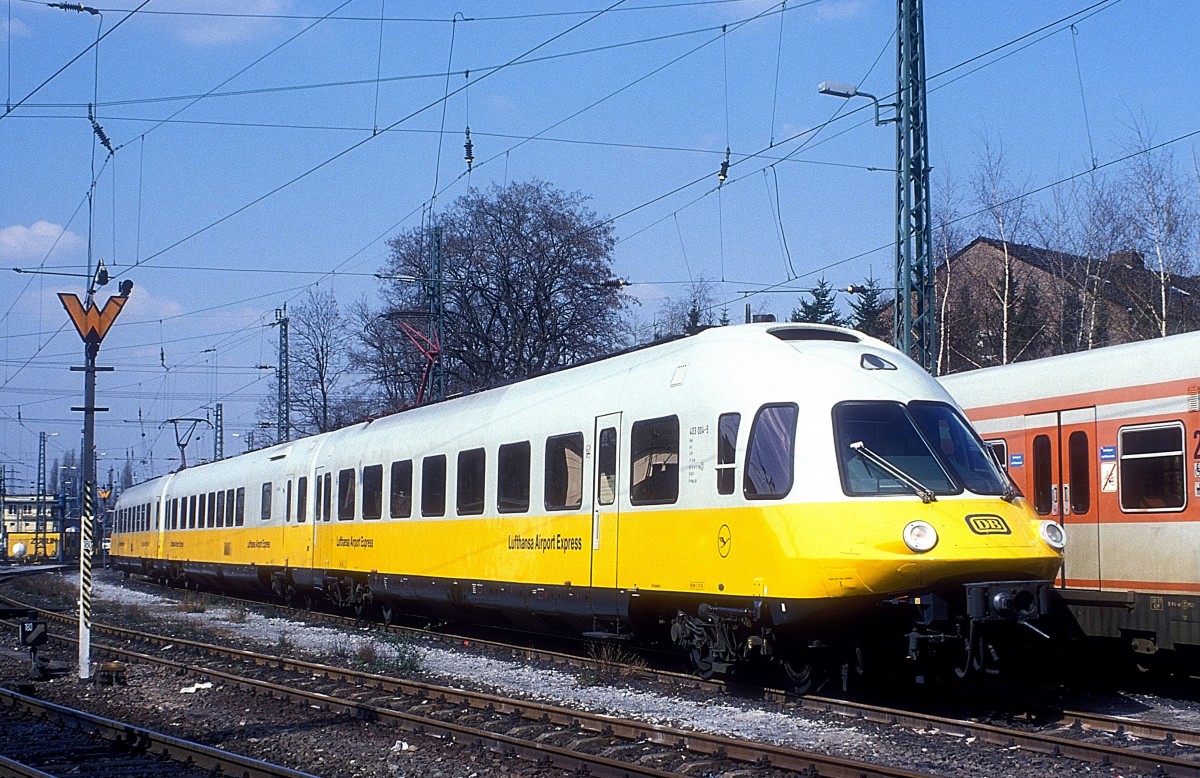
[718,147,731,184]
[464,127,474,172]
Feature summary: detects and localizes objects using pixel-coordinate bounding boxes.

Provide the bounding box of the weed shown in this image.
[580,641,647,686]
[355,640,379,667]
[226,607,249,624]
[277,630,292,650]
[384,633,423,675]
[179,591,211,614]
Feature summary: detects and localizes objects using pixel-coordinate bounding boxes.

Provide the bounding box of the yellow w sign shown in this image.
[59,293,128,345]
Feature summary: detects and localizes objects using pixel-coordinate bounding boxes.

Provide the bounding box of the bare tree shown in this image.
[657,276,718,337]
[1121,123,1197,337]
[973,141,1032,365]
[376,180,628,395]
[289,289,357,435]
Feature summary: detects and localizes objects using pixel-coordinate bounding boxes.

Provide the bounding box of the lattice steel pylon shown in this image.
[35,432,48,560]
[275,306,290,443]
[894,0,936,374]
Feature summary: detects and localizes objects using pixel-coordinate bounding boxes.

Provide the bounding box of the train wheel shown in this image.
[689,646,716,679]
[781,655,821,695]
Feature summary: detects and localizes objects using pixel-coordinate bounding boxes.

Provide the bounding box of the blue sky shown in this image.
[2,0,1197,488]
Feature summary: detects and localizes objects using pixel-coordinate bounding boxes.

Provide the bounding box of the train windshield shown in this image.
[834,401,1008,498]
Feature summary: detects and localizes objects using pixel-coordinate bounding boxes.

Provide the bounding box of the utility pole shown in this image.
[427,226,446,402]
[275,306,290,443]
[214,403,224,461]
[59,278,132,681]
[895,0,936,373]
[35,433,47,560]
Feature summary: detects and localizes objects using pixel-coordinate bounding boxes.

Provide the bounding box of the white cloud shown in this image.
[5,17,31,37]
[154,0,289,46]
[815,1,866,21]
[0,221,86,262]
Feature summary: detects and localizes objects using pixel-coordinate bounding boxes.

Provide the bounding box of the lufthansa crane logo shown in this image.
[717,524,732,557]
[965,514,1011,535]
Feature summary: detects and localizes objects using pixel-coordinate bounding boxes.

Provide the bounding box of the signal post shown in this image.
[60,283,131,680]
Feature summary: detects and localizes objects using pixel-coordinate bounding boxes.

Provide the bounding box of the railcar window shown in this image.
[833,402,957,498]
[390,460,413,518]
[457,448,486,516]
[597,430,617,506]
[498,442,531,513]
[226,488,235,526]
[986,440,1008,472]
[155,502,160,530]
[216,491,226,528]
[286,481,293,522]
[362,465,383,520]
[746,404,798,499]
[1068,431,1090,514]
[322,473,332,521]
[630,416,680,505]
[208,492,217,528]
[422,455,447,517]
[190,495,198,529]
[172,498,179,529]
[235,487,245,526]
[315,475,323,521]
[297,476,308,523]
[1032,435,1053,515]
[909,402,1007,495]
[1119,423,1186,511]
[261,483,272,521]
[545,433,585,511]
[338,469,356,521]
[716,413,740,495]
[198,494,207,528]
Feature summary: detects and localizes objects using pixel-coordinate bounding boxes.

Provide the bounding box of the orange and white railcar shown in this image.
[942,331,1200,665]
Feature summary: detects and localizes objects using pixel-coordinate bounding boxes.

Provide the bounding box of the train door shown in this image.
[1025,408,1099,588]
[590,413,621,617]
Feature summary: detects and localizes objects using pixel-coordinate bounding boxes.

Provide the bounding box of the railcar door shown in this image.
[590,413,622,617]
[1025,408,1099,589]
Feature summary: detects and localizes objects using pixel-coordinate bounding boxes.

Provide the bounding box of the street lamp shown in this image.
[817,81,897,126]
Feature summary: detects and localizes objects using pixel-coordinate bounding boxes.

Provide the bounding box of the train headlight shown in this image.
[1039,520,1066,551]
[902,521,938,553]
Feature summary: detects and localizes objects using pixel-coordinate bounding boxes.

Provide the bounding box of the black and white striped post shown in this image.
[79,480,93,678]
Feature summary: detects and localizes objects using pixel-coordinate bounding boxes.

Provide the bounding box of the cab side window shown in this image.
[1120,423,1186,511]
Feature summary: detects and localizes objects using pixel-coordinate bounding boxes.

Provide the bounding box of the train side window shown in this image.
[208,492,217,528]
[716,413,740,495]
[545,433,585,511]
[362,464,383,520]
[630,416,679,505]
[286,481,293,522]
[338,469,356,521]
[390,460,413,518]
[198,493,207,528]
[226,488,236,526]
[1119,423,1186,511]
[171,498,179,529]
[235,487,245,526]
[457,448,486,516]
[1068,431,1090,514]
[597,430,617,506]
[322,473,332,521]
[216,491,226,528]
[745,404,797,500]
[498,442,531,513]
[155,502,160,530]
[297,476,308,523]
[986,440,1008,472]
[190,495,198,529]
[261,482,272,521]
[422,455,447,517]
[1032,435,1053,515]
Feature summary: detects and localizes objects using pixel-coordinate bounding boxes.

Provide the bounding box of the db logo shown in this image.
[965,514,1011,535]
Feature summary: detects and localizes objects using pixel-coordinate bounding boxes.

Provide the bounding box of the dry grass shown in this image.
[179,591,212,613]
[581,640,647,686]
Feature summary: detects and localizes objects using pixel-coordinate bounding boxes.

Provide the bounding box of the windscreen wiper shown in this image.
[850,441,937,503]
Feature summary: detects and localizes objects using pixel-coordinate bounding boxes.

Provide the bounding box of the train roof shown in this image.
[941,330,1200,404]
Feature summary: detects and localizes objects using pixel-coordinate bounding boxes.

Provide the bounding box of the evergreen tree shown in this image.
[790,277,846,326]
[848,275,891,339]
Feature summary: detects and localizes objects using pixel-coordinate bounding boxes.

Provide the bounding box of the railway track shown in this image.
[0,597,925,777]
[6,583,1200,776]
[0,685,316,778]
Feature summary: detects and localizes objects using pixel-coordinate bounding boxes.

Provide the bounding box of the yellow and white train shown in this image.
[112,323,1063,684]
